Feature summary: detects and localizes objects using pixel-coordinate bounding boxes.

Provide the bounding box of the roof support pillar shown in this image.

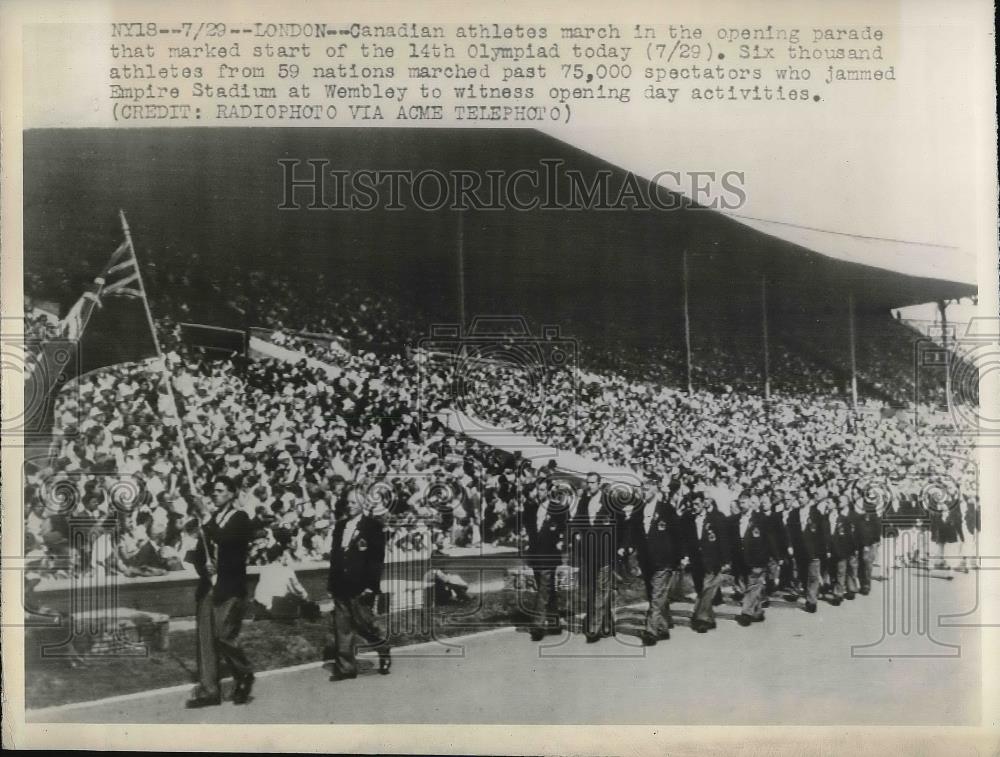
[682,249,693,396]
[848,291,858,409]
[761,274,771,401]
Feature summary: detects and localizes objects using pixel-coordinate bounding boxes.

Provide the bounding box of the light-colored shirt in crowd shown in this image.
[253,562,308,606]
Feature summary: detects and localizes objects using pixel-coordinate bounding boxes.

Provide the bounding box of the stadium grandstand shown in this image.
[21,128,979,604]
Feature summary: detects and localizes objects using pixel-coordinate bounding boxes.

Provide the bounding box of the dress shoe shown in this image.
[330,670,358,681]
[830,598,842,606]
[378,650,392,675]
[804,602,817,613]
[657,630,671,641]
[640,632,657,647]
[736,614,752,627]
[752,614,765,623]
[859,588,870,596]
[530,628,546,641]
[232,675,255,705]
[691,621,709,634]
[585,633,602,643]
[845,592,856,600]
[185,693,221,709]
[546,625,563,635]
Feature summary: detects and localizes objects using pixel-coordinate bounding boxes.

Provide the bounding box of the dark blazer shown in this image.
[614,503,641,557]
[523,497,566,570]
[681,509,731,575]
[327,515,386,599]
[731,511,771,570]
[795,506,826,561]
[192,506,255,604]
[631,498,679,574]
[964,501,978,535]
[857,511,883,547]
[765,512,790,561]
[786,508,805,558]
[846,510,866,551]
[827,512,856,560]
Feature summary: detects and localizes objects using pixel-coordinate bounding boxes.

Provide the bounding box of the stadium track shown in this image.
[31,571,983,725]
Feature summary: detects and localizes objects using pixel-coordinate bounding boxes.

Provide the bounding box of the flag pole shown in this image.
[457,209,466,335]
[118,210,212,566]
[847,291,858,409]
[119,210,165,357]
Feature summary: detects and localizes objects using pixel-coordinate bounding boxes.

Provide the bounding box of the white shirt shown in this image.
[146,475,165,498]
[584,490,603,523]
[535,501,550,532]
[90,532,117,574]
[254,563,307,606]
[739,512,753,538]
[642,501,658,534]
[341,515,362,548]
[695,513,706,539]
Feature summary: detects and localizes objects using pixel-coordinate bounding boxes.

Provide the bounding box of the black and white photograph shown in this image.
[2,1,997,754]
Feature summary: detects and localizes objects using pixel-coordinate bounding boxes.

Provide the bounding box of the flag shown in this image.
[59,241,140,339]
[101,240,144,298]
[24,226,155,444]
[59,231,159,377]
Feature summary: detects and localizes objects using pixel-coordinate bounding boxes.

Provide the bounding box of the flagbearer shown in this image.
[186,475,257,708]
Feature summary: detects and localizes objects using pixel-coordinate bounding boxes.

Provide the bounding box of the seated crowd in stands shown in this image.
[21,269,978,580]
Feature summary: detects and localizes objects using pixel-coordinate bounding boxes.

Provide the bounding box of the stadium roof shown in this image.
[24,128,977,332]
[719,213,974,286]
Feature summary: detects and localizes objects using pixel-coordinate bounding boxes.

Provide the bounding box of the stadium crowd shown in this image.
[21,250,979,589]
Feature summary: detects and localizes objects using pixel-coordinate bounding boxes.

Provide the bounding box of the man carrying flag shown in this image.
[58,213,233,706]
[186,475,257,707]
